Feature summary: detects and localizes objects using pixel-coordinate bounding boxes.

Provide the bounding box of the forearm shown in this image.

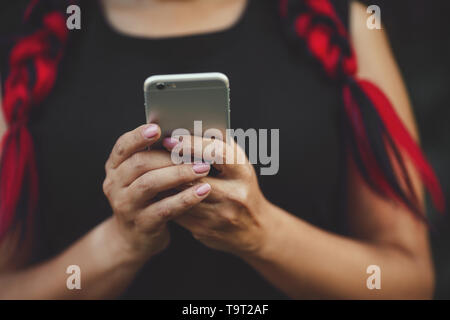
[0,217,146,299]
[242,202,434,299]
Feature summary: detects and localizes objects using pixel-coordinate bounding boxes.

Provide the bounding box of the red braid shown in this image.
[0,1,68,238]
[0,0,445,239]
[281,0,445,218]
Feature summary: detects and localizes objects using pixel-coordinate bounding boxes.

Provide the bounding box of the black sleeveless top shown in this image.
[5,0,351,299]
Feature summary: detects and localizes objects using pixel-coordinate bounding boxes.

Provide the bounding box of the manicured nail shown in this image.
[196,183,211,196]
[192,163,211,174]
[143,124,159,139]
[163,137,179,149]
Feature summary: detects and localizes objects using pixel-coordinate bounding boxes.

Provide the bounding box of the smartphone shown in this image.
[144,72,230,142]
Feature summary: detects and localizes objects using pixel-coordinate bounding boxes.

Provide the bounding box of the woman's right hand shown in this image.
[102,124,212,262]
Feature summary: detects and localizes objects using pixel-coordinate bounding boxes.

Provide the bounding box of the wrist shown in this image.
[239,197,279,263]
[102,217,151,268]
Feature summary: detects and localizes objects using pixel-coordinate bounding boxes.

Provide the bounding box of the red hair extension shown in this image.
[281,0,445,218]
[359,80,445,212]
[0,0,445,240]
[0,1,68,238]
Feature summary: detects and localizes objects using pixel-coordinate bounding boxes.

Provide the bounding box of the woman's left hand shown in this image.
[162,135,271,258]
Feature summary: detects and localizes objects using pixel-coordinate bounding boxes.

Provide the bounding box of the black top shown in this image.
[2,0,350,299]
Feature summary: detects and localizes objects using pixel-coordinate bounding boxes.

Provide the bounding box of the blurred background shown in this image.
[1,0,450,298]
[368,0,450,299]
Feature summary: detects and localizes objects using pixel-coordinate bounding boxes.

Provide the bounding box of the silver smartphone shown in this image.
[144,72,230,141]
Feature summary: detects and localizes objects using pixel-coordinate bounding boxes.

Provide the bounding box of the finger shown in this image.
[162,135,225,171]
[135,183,212,229]
[115,150,175,187]
[174,205,221,235]
[176,176,228,203]
[174,214,204,233]
[162,135,248,175]
[107,124,161,170]
[127,162,211,207]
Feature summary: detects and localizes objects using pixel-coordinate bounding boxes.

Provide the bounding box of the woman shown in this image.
[0,0,443,299]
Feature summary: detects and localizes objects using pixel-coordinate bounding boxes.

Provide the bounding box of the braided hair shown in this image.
[0,0,445,239]
[0,0,69,237]
[281,0,445,221]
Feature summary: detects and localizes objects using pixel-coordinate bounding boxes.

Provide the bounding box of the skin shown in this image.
[0,0,434,299]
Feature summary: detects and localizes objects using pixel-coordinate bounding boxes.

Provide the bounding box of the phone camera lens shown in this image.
[156,83,166,90]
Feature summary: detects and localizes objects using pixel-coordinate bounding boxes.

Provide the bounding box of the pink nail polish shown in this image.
[163,137,179,149]
[143,124,159,139]
[196,183,211,196]
[192,163,211,174]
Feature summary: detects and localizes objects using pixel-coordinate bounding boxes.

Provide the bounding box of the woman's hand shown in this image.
[162,135,271,258]
[103,124,213,262]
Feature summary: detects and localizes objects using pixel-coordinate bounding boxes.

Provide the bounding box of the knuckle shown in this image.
[136,175,154,193]
[177,165,191,182]
[131,152,146,170]
[179,192,194,208]
[104,159,111,172]
[114,140,126,158]
[155,202,172,220]
[131,129,142,145]
[102,177,114,196]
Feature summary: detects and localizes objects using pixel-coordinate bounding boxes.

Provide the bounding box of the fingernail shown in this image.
[143,124,159,139]
[163,137,179,149]
[196,183,211,196]
[192,163,210,174]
